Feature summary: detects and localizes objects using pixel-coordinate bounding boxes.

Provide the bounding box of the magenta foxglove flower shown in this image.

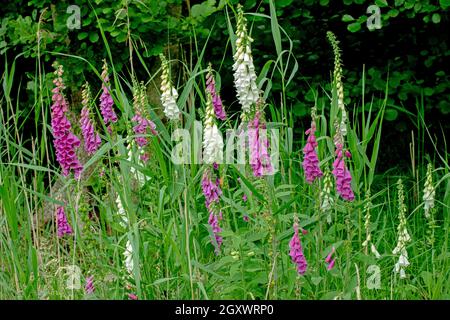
[325,247,335,263]
[327,259,336,270]
[80,82,101,155]
[259,120,273,174]
[51,64,83,178]
[202,168,223,254]
[128,293,138,300]
[206,66,226,121]
[208,212,222,254]
[132,113,157,147]
[54,132,83,178]
[140,152,150,163]
[80,107,101,155]
[100,61,118,125]
[248,112,273,177]
[289,222,307,275]
[201,170,222,209]
[56,206,73,237]
[325,247,336,270]
[332,143,355,201]
[248,113,262,176]
[85,276,95,294]
[302,122,323,183]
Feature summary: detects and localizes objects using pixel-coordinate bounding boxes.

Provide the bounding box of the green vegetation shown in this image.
[0,0,449,300]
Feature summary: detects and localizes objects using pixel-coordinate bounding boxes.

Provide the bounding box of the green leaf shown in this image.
[276,0,293,7]
[347,22,361,33]
[424,88,434,96]
[311,276,323,285]
[342,14,355,22]
[269,0,282,60]
[116,32,128,42]
[414,2,422,12]
[440,0,450,8]
[385,108,398,121]
[405,1,414,9]
[432,13,441,23]
[77,32,88,40]
[191,0,216,19]
[151,277,177,286]
[388,9,399,17]
[89,32,99,43]
[375,0,388,7]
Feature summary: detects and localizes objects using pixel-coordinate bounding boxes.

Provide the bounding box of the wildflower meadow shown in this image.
[0,0,449,302]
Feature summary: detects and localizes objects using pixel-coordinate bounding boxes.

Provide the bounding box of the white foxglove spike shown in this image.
[124,240,133,275]
[392,179,411,278]
[232,5,260,121]
[203,124,223,164]
[160,54,180,120]
[423,164,435,218]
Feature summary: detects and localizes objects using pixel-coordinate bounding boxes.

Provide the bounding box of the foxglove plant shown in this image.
[302,107,323,183]
[128,293,138,300]
[206,64,226,121]
[248,110,273,177]
[325,247,336,271]
[80,82,101,155]
[327,32,354,201]
[85,276,95,294]
[201,168,223,254]
[132,81,157,152]
[208,212,222,254]
[332,130,355,201]
[51,63,83,178]
[56,206,73,237]
[160,54,180,120]
[362,190,381,258]
[320,168,334,222]
[203,84,224,165]
[423,164,437,246]
[423,163,435,219]
[289,220,307,275]
[127,137,149,187]
[201,170,222,209]
[393,179,411,279]
[99,59,118,126]
[233,4,260,121]
[124,239,133,275]
[116,193,128,228]
[248,112,262,176]
[132,114,156,148]
[327,31,348,137]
